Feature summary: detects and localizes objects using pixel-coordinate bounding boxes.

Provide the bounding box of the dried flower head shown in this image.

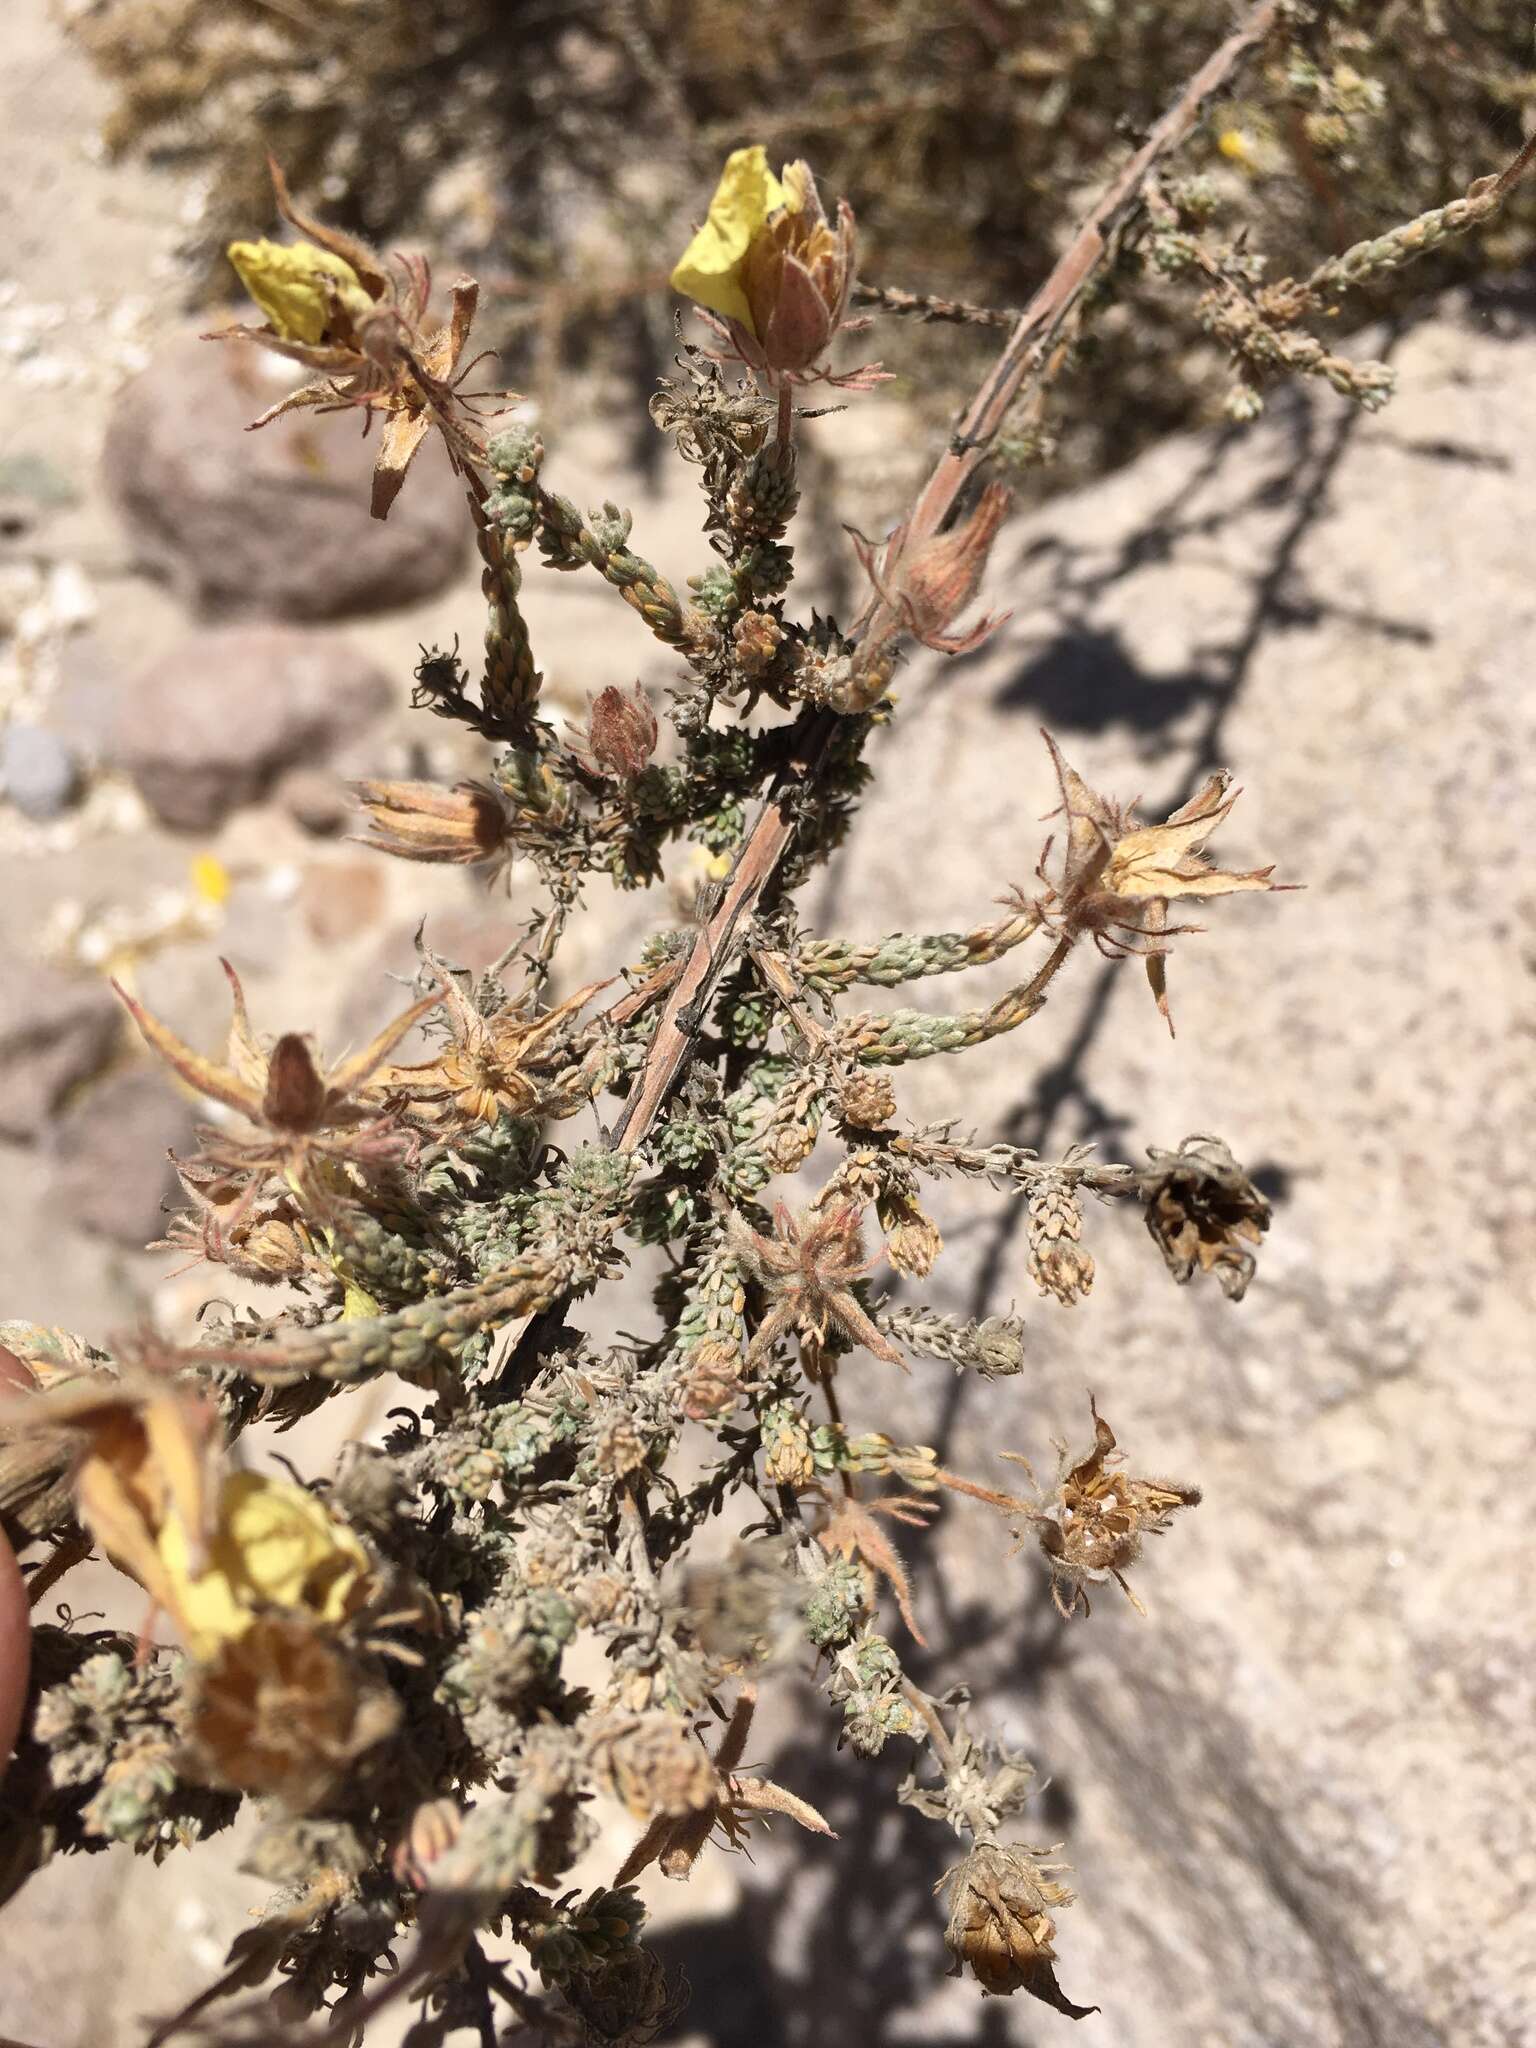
[1027,731,1287,1032]
[1140,1133,1272,1300]
[671,146,879,389]
[185,1614,398,1811]
[351,777,519,879]
[878,1190,943,1279]
[156,1182,324,1290]
[941,1842,1095,2016]
[374,962,607,1129]
[584,1711,719,1822]
[613,1693,833,1888]
[217,159,502,518]
[115,960,440,1212]
[676,1341,744,1423]
[1006,1399,1200,1618]
[724,1195,905,1371]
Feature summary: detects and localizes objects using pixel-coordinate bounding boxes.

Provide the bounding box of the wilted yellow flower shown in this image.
[215,162,501,520]
[670,146,792,335]
[0,1371,221,1609]
[157,1471,373,1659]
[226,237,373,346]
[671,146,874,388]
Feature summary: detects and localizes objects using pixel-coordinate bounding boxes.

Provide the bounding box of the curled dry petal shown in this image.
[1033,730,1289,1033]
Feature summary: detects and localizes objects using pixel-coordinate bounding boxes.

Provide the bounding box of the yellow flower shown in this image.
[226,236,374,346]
[157,1471,372,1659]
[670,146,795,336]
[189,853,230,907]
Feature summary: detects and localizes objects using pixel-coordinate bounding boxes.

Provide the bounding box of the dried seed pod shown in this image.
[942,1841,1095,2016]
[1140,1133,1271,1300]
[1015,1399,1200,1618]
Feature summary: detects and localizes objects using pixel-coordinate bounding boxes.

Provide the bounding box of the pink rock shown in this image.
[102,330,469,619]
[113,625,393,831]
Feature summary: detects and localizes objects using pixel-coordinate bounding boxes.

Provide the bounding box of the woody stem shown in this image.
[901,1679,960,1776]
[774,381,795,451]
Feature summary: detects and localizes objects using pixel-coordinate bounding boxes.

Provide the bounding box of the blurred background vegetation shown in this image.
[61,0,1536,488]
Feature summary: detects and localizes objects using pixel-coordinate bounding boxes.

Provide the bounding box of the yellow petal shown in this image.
[77,1457,184,1617]
[226,237,372,346]
[669,146,793,336]
[190,853,230,907]
[158,1472,372,1658]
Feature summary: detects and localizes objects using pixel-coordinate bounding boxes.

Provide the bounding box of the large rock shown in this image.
[0,966,119,1143]
[102,331,470,619]
[112,625,392,830]
[724,298,1536,2048]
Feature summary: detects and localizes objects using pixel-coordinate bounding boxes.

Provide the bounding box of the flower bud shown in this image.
[226,237,374,346]
[583,684,659,781]
[352,777,516,870]
[855,483,1013,655]
[392,1797,464,1889]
